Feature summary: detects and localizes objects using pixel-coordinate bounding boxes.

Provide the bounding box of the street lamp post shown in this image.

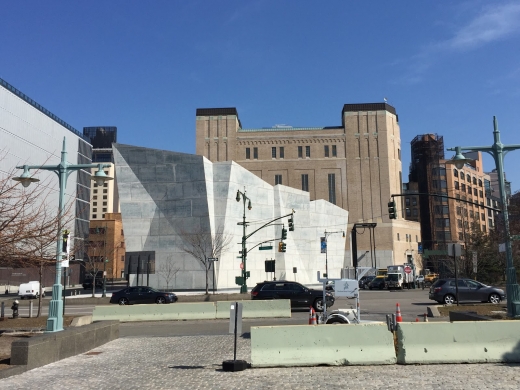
[236,189,252,294]
[13,137,112,331]
[446,116,520,318]
[323,229,345,277]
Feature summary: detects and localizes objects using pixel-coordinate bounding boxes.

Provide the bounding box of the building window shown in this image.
[328,174,336,205]
[406,208,411,217]
[412,208,418,217]
[454,181,459,190]
[487,198,491,206]
[456,206,461,215]
[473,188,477,196]
[466,174,471,182]
[482,224,486,232]
[479,190,483,198]
[457,219,462,228]
[488,219,493,228]
[332,145,337,157]
[481,213,485,221]
[93,208,97,212]
[93,202,97,206]
[473,177,477,185]
[301,174,309,192]
[280,147,284,159]
[461,183,466,192]
[467,186,472,194]
[272,147,276,158]
[458,232,463,240]
[121,255,124,262]
[103,208,107,212]
[453,169,458,178]
[103,189,108,193]
[103,195,107,200]
[469,210,474,218]
[298,146,303,158]
[324,145,329,157]
[253,147,258,159]
[405,198,410,206]
[93,214,97,219]
[93,189,98,194]
[275,175,282,185]
[488,209,492,217]
[305,146,310,158]
[479,179,483,187]
[103,183,108,188]
[94,183,98,187]
[412,197,417,206]
[93,196,97,200]
[103,202,107,206]
[397,233,400,241]
[246,148,250,159]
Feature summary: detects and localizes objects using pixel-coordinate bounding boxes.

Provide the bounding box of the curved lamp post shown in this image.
[446,116,520,318]
[236,189,252,293]
[13,137,113,331]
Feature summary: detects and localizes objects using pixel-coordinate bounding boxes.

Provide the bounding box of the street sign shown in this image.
[334,279,358,298]
[259,246,273,250]
[208,257,218,261]
[240,262,244,270]
[404,266,412,274]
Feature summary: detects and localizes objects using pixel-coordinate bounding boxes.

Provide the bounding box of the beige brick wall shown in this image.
[195,105,421,266]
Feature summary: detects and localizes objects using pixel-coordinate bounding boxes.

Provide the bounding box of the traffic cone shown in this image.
[309,307,317,325]
[395,303,403,323]
[415,317,419,322]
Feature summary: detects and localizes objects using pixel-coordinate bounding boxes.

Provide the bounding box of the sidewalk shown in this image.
[0,334,519,389]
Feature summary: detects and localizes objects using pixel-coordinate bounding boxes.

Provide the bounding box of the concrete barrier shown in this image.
[70,315,93,327]
[10,320,119,370]
[397,321,520,364]
[251,323,396,367]
[216,300,291,319]
[92,302,217,322]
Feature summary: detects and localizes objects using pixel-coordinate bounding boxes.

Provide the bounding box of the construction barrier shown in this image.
[251,323,396,367]
[92,302,217,322]
[215,300,291,319]
[397,321,520,364]
[93,299,291,322]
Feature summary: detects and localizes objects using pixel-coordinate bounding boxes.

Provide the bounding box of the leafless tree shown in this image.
[180,224,232,294]
[157,254,180,291]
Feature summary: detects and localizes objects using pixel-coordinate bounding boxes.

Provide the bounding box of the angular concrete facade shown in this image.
[113,144,348,290]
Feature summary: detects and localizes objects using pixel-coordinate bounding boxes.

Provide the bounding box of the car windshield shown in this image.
[387,274,399,281]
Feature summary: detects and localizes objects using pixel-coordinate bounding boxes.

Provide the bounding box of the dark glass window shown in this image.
[246,148,250,159]
[332,145,337,157]
[301,174,309,192]
[272,147,276,158]
[275,175,282,185]
[298,146,303,158]
[253,147,258,159]
[305,146,310,157]
[324,145,329,157]
[328,174,336,204]
[280,147,284,159]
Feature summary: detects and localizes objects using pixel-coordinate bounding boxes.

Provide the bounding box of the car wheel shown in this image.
[489,293,501,304]
[443,294,455,305]
[118,298,129,305]
[313,298,325,312]
[156,297,166,304]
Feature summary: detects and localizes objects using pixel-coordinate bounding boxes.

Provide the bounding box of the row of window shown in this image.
[454,181,484,197]
[247,145,338,160]
[453,169,483,187]
[396,233,419,242]
[274,173,337,204]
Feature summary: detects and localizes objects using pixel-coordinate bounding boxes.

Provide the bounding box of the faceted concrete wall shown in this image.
[113,144,349,291]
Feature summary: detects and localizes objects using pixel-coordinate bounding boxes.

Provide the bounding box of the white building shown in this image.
[113,143,349,290]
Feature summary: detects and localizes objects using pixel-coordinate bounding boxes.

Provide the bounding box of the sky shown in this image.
[2,1,520,191]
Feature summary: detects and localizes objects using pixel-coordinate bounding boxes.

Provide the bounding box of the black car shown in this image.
[110,286,178,305]
[368,277,387,290]
[82,277,103,289]
[359,275,376,289]
[251,280,334,311]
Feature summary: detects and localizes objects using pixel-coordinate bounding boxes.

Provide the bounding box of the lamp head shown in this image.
[247,200,252,210]
[12,165,40,187]
[92,166,113,186]
[446,146,473,169]
[236,190,241,202]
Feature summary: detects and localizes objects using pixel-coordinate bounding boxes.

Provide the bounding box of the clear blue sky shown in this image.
[2,1,520,191]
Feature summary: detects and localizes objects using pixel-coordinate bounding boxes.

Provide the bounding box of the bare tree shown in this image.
[180,224,232,294]
[157,254,180,291]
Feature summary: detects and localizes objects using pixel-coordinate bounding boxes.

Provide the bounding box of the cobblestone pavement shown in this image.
[1,335,520,390]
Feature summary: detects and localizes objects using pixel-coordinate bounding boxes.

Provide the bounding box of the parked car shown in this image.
[19,281,44,299]
[110,286,178,305]
[368,277,387,290]
[415,275,425,284]
[429,278,505,305]
[251,280,334,312]
[424,273,439,285]
[82,277,104,290]
[359,275,375,289]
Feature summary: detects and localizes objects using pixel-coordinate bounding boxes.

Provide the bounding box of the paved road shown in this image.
[1,334,519,389]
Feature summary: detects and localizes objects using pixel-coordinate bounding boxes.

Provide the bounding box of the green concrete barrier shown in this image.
[397,321,520,364]
[215,300,291,319]
[92,302,217,322]
[251,323,396,367]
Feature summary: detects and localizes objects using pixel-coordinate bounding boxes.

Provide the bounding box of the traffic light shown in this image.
[278,242,286,252]
[288,215,294,231]
[281,228,287,240]
[388,200,397,219]
[62,230,70,254]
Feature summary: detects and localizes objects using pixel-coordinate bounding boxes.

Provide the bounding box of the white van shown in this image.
[18,281,45,299]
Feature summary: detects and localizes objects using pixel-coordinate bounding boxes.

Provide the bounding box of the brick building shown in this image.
[195,103,422,269]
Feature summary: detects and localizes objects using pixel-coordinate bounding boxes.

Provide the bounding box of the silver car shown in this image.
[429,278,505,305]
